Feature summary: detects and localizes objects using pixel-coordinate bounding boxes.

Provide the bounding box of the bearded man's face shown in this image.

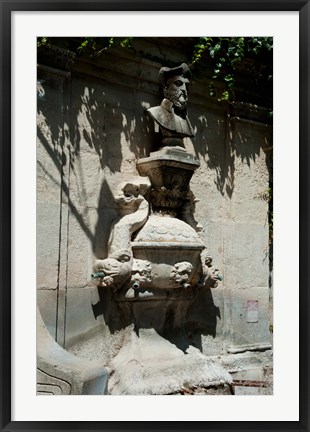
[163,75,189,111]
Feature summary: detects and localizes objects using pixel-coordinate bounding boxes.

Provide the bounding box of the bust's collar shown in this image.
[161,98,174,112]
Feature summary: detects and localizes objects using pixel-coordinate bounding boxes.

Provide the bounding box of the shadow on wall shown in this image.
[91,285,220,354]
[37,70,271,254]
[192,111,236,198]
[37,73,157,258]
[185,287,221,351]
[190,101,271,199]
[69,80,157,172]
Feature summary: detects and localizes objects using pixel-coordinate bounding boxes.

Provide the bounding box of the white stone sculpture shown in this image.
[90,62,228,395]
[169,261,193,289]
[146,63,195,145]
[200,249,221,288]
[93,249,132,290]
[107,180,150,255]
[92,178,150,291]
[130,258,152,290]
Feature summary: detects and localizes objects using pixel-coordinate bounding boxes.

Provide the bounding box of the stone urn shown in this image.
[132,214,204,290]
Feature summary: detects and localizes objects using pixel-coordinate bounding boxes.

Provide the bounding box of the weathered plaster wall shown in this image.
[37,39,272,363]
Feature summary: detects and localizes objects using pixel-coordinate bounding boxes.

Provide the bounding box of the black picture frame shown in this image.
[1,1,309,431]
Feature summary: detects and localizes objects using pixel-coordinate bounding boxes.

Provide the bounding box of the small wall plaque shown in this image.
[247,300,259,323]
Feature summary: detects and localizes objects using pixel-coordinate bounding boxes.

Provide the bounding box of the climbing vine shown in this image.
[75,37,133,55]
[37,36,133,56]
[37,36,272,103]
[256,187,273,245]
[190,37,273,101]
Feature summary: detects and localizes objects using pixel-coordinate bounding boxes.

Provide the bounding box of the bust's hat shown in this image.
[159,63,191,84]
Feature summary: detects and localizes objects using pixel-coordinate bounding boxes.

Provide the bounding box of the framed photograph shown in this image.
[2,0,308,431]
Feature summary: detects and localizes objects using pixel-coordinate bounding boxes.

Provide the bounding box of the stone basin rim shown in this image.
[137,157,200,170]
[132,242,205,250]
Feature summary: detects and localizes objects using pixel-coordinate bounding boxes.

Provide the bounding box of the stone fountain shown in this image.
[92,63,231,394]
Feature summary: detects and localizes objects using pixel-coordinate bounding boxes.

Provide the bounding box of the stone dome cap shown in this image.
[134,215,203,244]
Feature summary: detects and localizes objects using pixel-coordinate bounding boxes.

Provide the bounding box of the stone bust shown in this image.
[146,63,195,144]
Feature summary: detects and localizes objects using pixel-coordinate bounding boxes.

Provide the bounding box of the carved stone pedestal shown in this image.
[137,146,200,216]
[107,327,232,395]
